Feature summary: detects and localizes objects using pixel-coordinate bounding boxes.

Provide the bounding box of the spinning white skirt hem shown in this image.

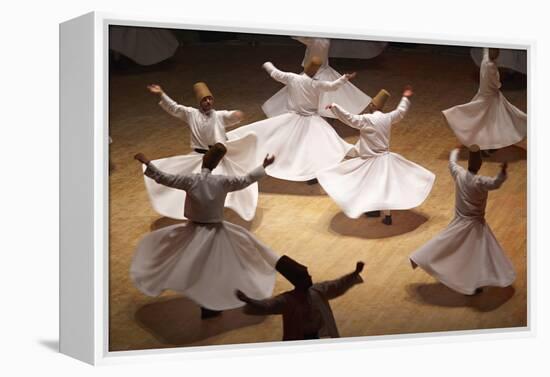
[130,221,279,311]
[409,217,516,295]
[317,153,435,218]
[442,92,527,150]
[228,113,354,182]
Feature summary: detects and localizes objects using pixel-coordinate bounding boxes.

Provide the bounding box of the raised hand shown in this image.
[147,84,164,95]
[345,72,357,80]
[501,162,508,175]
[134,153,150,165]
[263,154,275,168]
[403,85,414,98]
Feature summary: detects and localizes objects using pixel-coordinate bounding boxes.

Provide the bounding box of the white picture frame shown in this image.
[59,11,534,365]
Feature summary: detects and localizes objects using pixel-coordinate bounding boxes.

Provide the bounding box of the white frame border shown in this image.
[66,10,535,365]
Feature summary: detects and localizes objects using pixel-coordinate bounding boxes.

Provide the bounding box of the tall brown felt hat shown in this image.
[203,142,227,168]
[371,89,390,110]
[193,82,213,103]
[275,255,311,288]
[304,56,323,77]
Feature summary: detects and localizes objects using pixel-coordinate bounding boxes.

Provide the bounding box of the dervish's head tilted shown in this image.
[468,144,483,174]
[304,56,323,78]
[367,89,390,113]
[275,255,313,291]
[202,143,227,171]
[193,82,214,113]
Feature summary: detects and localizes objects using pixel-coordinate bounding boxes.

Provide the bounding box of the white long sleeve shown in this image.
[313,75,348,92]
[330,103,365,130]
[159,93,193,122]
[388,97,411,124]
[263,62,292,85]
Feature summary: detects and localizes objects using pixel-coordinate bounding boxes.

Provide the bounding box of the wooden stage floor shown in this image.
[108,42,527,351]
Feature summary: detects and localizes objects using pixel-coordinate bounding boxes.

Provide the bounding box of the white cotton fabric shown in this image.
[109,26,179,66]
[131,221,279,310]
[228,62,354,181]
[262,37,371,119]
[443,48,527,150]
[143,94,259,221]
[470,47,527,75]
[409,149,516,295]
[132,163,279,310]
[317,98,435,217]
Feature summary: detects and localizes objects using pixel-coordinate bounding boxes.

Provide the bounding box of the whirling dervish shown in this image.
[410,146,516,295]
[261,36,371,119]
[442,48,527,150]
[228,57,356,182]
[142,82,260,221]
[318,86,435,225]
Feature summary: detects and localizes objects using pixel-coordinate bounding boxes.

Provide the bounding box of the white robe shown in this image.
[317,98,435,217]
[131,163,279,310]
[443,48,527,150]
[470,47,526,75]
[143,93,259,221]
[228,62,354,181]
[409,149,516,295]
[261,37,371,119]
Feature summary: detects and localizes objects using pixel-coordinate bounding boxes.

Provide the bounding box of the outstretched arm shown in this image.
[263,62,293,85]
[220,110,244,128]
[222,155,275,192]
[236,290,286,315]
[388,86,413,124]
[477,163,508,191]
[313,262,364,300]
[314,72,355,92]
[326,103,365,130]
[147,84,193,122]
[448,148,462,180]
[135,153,193,190]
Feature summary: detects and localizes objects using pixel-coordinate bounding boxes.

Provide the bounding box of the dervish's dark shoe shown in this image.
[382,215,392,226]
[365,210,381,218]
[306,178,318,185]
[200,307,222,319]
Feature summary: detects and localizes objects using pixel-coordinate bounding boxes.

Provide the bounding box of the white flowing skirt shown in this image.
[317,152,435,218]
[130,221,279,310]
[410,216,516,295]
[228,113,354,181]
[442,92,527,150]
[261,66,371,119]
[143,133,259,221]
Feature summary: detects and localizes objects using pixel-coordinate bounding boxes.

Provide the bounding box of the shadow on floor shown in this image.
[437,145,527,163]
[135,296,267,346]
[405,282,515,312]
[329,210,428,239]
[38,339,59,353]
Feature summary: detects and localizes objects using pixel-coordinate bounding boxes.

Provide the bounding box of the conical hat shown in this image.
[193,82,213,103]
[371,89,390,110]
[275,255,311,288]
[304,56,323,77]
